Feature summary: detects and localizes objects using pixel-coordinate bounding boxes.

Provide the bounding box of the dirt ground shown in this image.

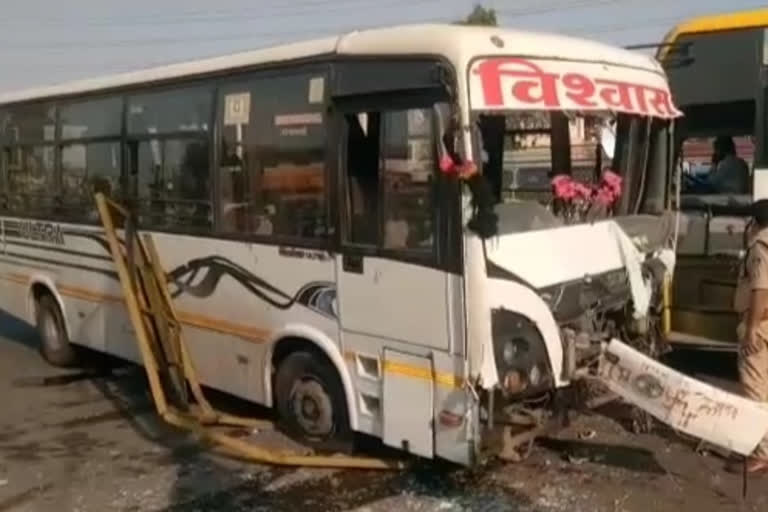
[1,310,767,512]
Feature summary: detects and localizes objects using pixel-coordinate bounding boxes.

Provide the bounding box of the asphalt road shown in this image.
[1,310,767,512]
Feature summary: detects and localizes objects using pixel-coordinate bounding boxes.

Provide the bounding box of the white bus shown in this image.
[0,24,680,466]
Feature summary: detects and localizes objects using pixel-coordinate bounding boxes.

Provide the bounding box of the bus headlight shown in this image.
[492,308,553,397]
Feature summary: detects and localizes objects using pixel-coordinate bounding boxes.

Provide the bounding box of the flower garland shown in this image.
[550,169,623,224]
[440,156,499,238]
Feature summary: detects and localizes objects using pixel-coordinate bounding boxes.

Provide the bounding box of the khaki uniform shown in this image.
[734,227,768,459]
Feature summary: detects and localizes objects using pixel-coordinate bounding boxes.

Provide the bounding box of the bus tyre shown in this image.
[36,295,77,367]
[275,351,353,454]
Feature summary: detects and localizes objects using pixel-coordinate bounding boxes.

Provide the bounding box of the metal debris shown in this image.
[567,455,589,465]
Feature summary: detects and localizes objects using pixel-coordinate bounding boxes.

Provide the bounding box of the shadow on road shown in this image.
[0,310,37,349]
[662,349,739,383]
[537,437,666,475]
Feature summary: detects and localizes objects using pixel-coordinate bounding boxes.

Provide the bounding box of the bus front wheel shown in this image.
[35,295,78,367]
[274,351,353,454]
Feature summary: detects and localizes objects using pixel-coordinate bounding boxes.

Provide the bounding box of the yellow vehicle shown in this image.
[658,9,768,350]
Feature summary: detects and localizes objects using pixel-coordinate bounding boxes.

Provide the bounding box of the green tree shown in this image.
[457,4,498,26]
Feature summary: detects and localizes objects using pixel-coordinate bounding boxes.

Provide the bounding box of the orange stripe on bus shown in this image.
[59,284,122,304]
[1,273,271,344]
[2,272,29,285]
[382,360,462,389]
[176,312,271,343]
[57,283,271,342]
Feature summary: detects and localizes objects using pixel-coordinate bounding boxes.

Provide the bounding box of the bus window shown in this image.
[1,103,56,144]
[60,97,122,140]
[680,136,754,196]
[484,111,614,204]
[381,109,435,251]
[0,104,57,217]
[129,138,210,231]
[344,111,380,246]
[342,106,438,254]
[218,71,328,242]
[127,86,211,135]
[7,146,56,216]
[61,142,122,221]
[58,96,123,221]
[218,119,252,235]
[127,86,213,232]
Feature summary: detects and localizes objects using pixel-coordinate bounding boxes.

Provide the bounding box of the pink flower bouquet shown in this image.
[550,169,623,223]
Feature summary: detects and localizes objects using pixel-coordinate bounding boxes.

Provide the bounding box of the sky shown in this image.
[0,0,765,92]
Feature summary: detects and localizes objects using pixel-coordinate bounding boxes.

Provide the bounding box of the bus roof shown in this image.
[661,8,768,53]
[0,24,663,105]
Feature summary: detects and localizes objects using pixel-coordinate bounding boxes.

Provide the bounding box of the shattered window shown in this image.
[477,111,615,205]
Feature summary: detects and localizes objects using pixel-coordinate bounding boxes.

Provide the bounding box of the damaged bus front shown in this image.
[453,54,683,461]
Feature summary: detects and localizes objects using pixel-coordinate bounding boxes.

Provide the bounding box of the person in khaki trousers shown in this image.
[733,198,768,473]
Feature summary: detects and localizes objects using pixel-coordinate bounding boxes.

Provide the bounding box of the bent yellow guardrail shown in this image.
[94,193,404,470]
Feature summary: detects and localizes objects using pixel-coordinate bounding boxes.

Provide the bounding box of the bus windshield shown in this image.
[467,56,680,234]
[473,110,672,235]
[660,23,766,208]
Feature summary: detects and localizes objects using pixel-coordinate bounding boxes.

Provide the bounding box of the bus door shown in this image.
[334,98,457,458]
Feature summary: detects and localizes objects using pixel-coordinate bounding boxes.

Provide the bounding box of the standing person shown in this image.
[733,198,768,473]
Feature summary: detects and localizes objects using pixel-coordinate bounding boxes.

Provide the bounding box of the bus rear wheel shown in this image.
[36,295,78,367]
[274,351,353,454]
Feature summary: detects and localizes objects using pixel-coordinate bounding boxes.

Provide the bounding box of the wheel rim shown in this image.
[290,376,334,439]
[41,309,63,351]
